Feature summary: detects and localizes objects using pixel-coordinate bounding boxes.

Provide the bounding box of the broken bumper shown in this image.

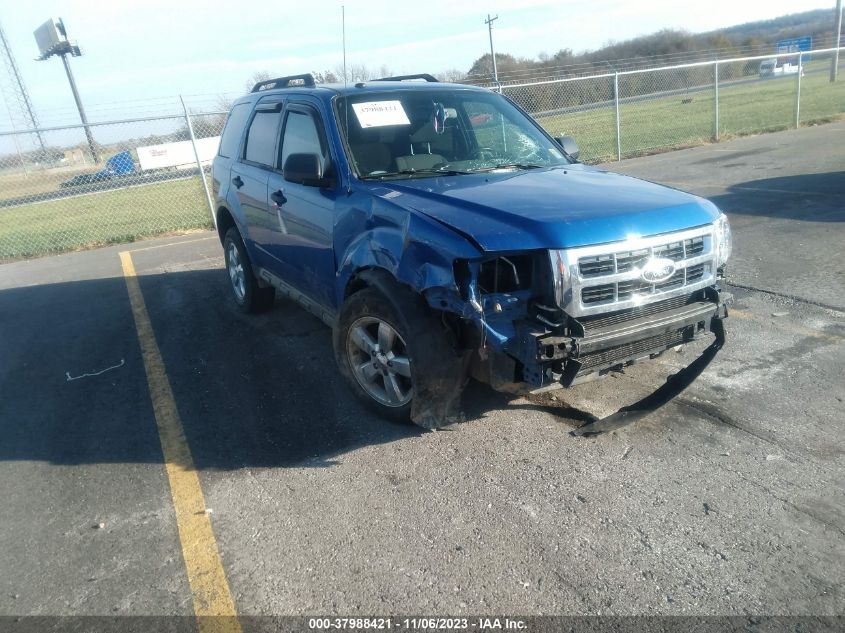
[471,289,729,433]
[570,308,725,436]
[539,292,728,387]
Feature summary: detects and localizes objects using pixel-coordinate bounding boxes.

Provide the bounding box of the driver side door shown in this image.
[265,100,338,310]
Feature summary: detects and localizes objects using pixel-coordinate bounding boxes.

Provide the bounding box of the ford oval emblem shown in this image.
[641,257,676,283]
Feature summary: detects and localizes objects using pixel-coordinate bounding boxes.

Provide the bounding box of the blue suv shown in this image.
[212,73,731,435]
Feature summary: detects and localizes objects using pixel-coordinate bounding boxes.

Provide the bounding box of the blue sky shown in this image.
[0,0,836,129]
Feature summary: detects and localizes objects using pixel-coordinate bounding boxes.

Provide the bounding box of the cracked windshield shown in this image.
[338,91,571,178]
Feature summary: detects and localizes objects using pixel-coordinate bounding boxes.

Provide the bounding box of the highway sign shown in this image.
[776,36,812,53]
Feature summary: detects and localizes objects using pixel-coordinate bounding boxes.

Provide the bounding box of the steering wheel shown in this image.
[474,147,503,161]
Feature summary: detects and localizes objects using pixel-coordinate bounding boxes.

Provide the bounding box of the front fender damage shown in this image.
[336,196,527,429]
[395,244,482,430]
[350,268,472,430]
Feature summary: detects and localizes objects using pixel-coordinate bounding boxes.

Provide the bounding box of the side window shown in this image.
[280,110,325,170]
[218,103,251,158]
[244,110,282,167]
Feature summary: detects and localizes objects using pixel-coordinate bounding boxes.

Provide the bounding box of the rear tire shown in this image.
[223,227,275,313]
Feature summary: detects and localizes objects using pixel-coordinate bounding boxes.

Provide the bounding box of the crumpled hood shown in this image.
[375,164,720,252]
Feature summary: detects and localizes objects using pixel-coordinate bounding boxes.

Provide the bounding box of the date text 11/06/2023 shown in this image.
[308,617,528,630]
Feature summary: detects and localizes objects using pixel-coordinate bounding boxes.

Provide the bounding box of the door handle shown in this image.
[270,189,287,206]
[232,175,244,189]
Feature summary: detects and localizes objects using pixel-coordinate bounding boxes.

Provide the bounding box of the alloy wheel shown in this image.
[346,316,412,407]
[226,241,246,301]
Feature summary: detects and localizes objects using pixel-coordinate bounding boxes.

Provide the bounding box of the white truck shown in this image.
[759,57,804,77]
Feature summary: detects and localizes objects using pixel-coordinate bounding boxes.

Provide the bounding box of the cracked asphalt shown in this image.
[0,122,842,620]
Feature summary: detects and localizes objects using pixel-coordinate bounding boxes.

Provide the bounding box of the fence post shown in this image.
[795,52,802,129]
[614,72,621,161]
[713,61,719,142]
[180,95,217,229]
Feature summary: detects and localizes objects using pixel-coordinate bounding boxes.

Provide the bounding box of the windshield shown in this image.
[335,89,571,179]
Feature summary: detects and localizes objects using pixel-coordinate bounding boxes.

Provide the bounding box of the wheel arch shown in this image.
[335,267,469,430]
[216,206,238,244]
[343,266,407,301]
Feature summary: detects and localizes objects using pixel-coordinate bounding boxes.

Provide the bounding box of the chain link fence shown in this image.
[0,109,225,261]
[503,47,844,163]
[1,48,843,262]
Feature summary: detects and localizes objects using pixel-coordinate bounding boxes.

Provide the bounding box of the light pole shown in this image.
[485,14,499,88]
[832,0,843,82]
[34,18,99,163]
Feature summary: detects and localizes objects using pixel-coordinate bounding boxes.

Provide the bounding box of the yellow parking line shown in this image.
[125,235,217,254]
[120,250,240,633]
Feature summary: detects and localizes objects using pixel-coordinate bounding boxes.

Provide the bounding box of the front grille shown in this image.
[551,225,717,317]
[578,236,706,278]
[578,254,615,277]
[576,328,688,372]
[582,263,711,305]
[578,293,698,333]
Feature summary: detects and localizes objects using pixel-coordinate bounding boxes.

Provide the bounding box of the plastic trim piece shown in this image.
[570,310,726,437]
[372,74,438,83]
[252,74,316,92]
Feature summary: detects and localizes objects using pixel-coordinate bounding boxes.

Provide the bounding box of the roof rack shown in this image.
[373,73,438,83]
[251,73,316,93]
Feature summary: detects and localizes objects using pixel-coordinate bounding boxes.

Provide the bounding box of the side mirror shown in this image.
[554,135,580,161]
[283,153,333,187]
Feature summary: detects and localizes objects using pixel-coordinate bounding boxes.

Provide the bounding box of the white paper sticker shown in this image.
[351,101,411,128]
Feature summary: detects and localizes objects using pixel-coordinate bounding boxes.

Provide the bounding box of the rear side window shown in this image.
[244,110,282,167]
[218,103,251,158]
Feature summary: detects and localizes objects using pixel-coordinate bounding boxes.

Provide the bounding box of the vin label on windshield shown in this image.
[351,101,411,128]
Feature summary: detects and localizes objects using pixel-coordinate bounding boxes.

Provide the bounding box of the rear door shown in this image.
[212,101,251,208]
[230,97,284,267]
[266,99,339,309]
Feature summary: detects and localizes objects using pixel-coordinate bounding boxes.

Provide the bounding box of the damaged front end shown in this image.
[423,222,730,435]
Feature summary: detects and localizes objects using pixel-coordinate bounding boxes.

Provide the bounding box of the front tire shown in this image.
[335,288,413,423]
[335,280,468,428]
[223,227,275,313]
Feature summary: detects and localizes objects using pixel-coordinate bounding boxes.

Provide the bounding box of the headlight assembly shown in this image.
[714,213,732,267]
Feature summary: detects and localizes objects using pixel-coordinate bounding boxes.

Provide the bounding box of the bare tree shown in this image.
[313,69,339,84]
[436,69,467,83]
[333,63,391,83]
[215,94,234,111]
[243,70,273,93]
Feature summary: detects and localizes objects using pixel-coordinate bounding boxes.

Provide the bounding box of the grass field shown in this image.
[537,68,845,163]
[0,177,213,260]
[1,67,843,260]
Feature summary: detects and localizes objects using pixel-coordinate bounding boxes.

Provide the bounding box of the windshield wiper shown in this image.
[473,163,545,172]
[361,168,474,180]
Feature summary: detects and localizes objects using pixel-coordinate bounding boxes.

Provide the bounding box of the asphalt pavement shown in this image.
[0,123,842,624]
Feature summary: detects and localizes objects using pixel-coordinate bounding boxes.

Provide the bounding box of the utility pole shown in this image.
[485,14,499,87]
[34,18,98,163]
[832,0,843,82]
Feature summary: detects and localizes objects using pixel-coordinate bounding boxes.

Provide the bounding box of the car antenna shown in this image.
[341,5,352,194]
[342,5,347,90]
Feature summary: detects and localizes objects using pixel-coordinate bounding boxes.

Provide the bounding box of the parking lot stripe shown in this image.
[125,235,217,253]
[120,250,241,633]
